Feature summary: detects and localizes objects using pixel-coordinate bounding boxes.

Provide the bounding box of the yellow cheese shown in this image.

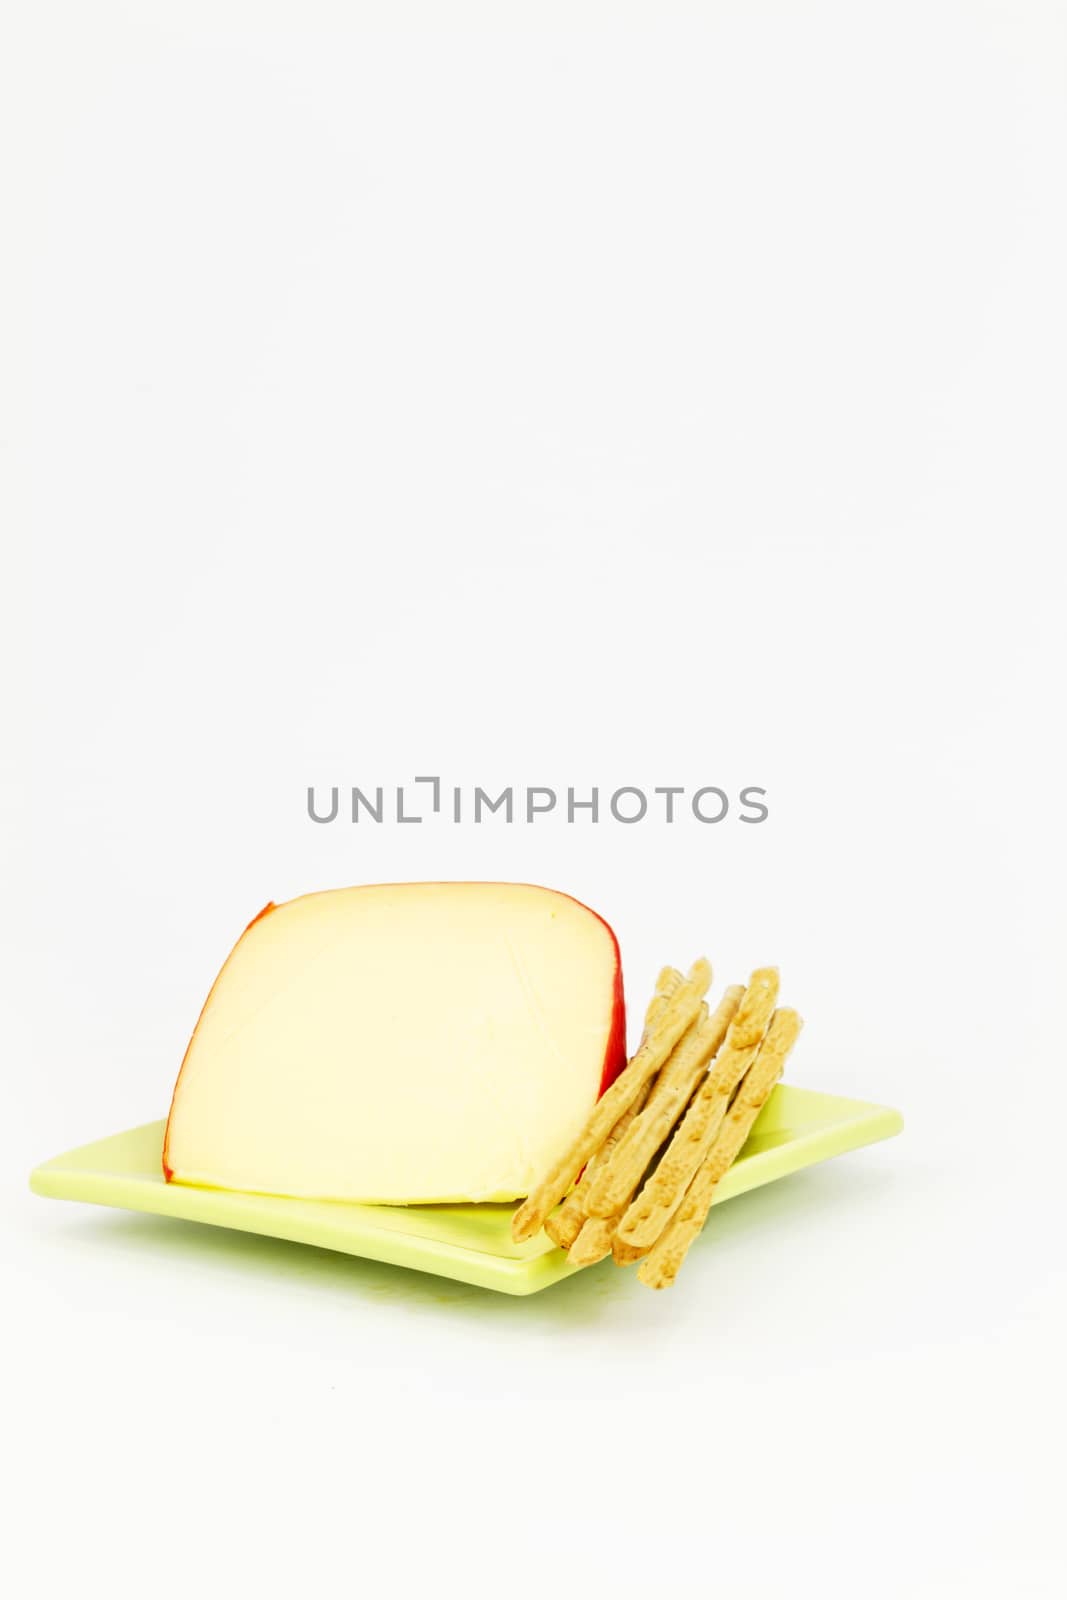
[163,882,625,1203]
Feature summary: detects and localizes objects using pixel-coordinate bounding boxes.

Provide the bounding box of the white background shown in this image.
[3,3,1066,1596]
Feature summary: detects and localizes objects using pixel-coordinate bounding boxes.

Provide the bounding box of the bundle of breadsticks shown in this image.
[511,960,802,1289]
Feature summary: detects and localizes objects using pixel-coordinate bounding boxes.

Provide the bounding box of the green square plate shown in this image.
[30,1085,901,1294]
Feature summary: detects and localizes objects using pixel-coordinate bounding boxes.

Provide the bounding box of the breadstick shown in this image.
[565,1002,715,1260]
[543,1194,588,1252]
[584,985,744,1219]
[614,968,779,1253]
[568,996,739,1265]
[638,1007,803,1289]
[566,1215,618,1267]
[612,1234,650,1266]
[543,969,684,1249]
[644,965,685,1030]
[511,958,712,1243]
[609,974,774,1267]
[585,992,742,1267]
[544,1066,661,1249]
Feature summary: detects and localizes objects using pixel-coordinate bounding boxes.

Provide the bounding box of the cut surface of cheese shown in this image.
[163,882,625,1203]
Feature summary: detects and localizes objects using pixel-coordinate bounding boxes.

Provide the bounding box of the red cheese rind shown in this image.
[161,900,276,1180]
[584,905,626,1098]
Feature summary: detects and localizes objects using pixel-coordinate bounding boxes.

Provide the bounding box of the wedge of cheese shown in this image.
[163,881,626,1203]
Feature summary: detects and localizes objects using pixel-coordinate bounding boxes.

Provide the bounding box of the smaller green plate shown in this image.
[30,1085,902,1295]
